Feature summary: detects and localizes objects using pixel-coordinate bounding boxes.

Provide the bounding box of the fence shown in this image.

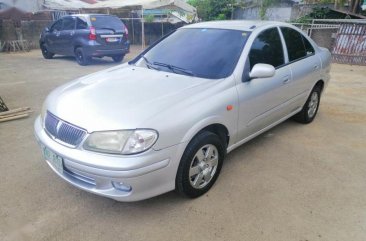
[293,19,366,65]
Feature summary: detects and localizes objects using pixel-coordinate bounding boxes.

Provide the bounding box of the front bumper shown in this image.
[34,116,185,202]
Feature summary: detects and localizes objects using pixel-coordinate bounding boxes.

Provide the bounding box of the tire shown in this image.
[40,44,54,59]
[293,85,322,124]
[112,54,124,63]
[74,47,90,66]
[176,131,225,198]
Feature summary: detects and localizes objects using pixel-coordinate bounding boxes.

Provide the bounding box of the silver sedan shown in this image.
[34,20,331,201]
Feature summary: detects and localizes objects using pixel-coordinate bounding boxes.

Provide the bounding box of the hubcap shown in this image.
[42,46,48,54]
[189,144,219,189]
[76,51,83,62]
[308,92,319,118]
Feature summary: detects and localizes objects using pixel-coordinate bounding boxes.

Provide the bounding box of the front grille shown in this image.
[45,111,86,147]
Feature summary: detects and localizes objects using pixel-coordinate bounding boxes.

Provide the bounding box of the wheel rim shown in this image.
[76,50,83,63]
[308,91,319,118]
[189,144,219,189]
[42,45,48,55]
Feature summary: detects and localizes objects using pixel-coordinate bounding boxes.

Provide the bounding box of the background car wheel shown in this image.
[176,131,225,198]
[41,44,54,59]
[293,85,322,124]
[112,55,124,63]
[75,47,90,66]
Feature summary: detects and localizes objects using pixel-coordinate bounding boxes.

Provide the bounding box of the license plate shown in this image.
[106,37,119,42]
[42,146,63,174]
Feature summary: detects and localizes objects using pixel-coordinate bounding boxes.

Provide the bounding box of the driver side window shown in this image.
[248,28,284,70]
[51,19,62,32]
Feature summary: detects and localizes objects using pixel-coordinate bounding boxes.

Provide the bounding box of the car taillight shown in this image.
[89,26,96,40]
[124,25,129,39]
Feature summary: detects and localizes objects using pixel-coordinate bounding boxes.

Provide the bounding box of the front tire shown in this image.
[294,85,321,124]
[40,44,54,59]
[176,131,225,198]
[75,47,90,66]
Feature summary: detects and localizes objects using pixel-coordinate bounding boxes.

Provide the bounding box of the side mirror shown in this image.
[45,27,50,32]
[249,63,275,79]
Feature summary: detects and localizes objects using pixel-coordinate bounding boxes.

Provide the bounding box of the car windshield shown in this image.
[143,28,250,79]
[90,15,123,31]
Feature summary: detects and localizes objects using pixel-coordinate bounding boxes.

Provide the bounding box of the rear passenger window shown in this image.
[249,28,284,69]
[62,17,75,31]
[76,18,88,29]
[303,36,315,55]
[281,27,314,62]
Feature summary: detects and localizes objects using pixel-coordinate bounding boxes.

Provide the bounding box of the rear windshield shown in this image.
[90,15,123,30]
[144,28,250,79]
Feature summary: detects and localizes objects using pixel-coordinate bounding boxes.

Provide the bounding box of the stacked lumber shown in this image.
[0,107,32,123]
[0,40,31,52]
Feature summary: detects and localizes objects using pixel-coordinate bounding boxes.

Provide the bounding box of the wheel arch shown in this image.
[315,79,325,93]
[181,117,231,153]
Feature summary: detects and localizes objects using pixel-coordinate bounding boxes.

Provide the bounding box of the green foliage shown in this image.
[144,14,154,23]
[188,0,235,21]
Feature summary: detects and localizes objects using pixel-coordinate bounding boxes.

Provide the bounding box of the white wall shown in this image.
[0,0,42,12]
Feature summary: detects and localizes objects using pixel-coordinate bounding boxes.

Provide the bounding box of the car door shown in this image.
[58,16,76,55]
[236,27,293,141]
[46,19,63,54]
[279,27,322,111]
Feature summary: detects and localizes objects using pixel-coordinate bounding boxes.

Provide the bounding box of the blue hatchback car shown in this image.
[40,14,130,65]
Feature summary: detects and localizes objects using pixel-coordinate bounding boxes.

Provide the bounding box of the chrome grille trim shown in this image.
[44,111,87,147]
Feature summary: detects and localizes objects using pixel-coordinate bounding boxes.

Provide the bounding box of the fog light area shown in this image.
[112,181,132,192]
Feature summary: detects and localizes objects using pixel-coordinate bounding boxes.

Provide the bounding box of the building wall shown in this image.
[233,4,334,21]
[234,6,293,21]
[0,0,42,12]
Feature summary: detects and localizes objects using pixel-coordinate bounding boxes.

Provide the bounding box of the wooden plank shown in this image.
[0,107,31,117]
[0,110,33,119]
[0,114,29,123]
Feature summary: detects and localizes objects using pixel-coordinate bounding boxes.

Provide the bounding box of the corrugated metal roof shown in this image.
[43,0,196,13]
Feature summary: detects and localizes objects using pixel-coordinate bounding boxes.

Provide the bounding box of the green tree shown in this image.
[188,0,236,21]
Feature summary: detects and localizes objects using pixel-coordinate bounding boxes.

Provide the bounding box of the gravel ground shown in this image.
[0,48,365,241]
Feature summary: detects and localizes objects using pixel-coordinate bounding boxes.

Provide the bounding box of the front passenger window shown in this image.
[248,28,284,70]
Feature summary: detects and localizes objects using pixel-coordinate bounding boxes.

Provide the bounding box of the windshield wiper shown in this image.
[152,62,195,77]
[142,56,160,71]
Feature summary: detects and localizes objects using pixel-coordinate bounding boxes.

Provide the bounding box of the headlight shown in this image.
[83,129,158,155]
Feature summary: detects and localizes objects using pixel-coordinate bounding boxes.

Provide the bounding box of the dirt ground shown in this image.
[0,48,365,241]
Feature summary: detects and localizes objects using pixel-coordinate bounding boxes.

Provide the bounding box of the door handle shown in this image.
[70,31,75,36]
[313,65,319,71]
[283,76,290,84]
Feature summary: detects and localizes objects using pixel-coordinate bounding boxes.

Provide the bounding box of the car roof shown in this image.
[182,20,292,32]
[70,14,114,18]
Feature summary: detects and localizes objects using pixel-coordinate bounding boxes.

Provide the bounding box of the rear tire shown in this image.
[112,54,124,63]
[75,47,90,66]
[41,44,54,59]
[176,131,225,198]
[293,85,322,124]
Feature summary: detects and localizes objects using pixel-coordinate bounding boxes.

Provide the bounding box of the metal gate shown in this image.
[332,23,366,65]
[293,19,366,66]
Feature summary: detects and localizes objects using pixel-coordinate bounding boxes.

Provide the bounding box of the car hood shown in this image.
[46,64,213,132]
